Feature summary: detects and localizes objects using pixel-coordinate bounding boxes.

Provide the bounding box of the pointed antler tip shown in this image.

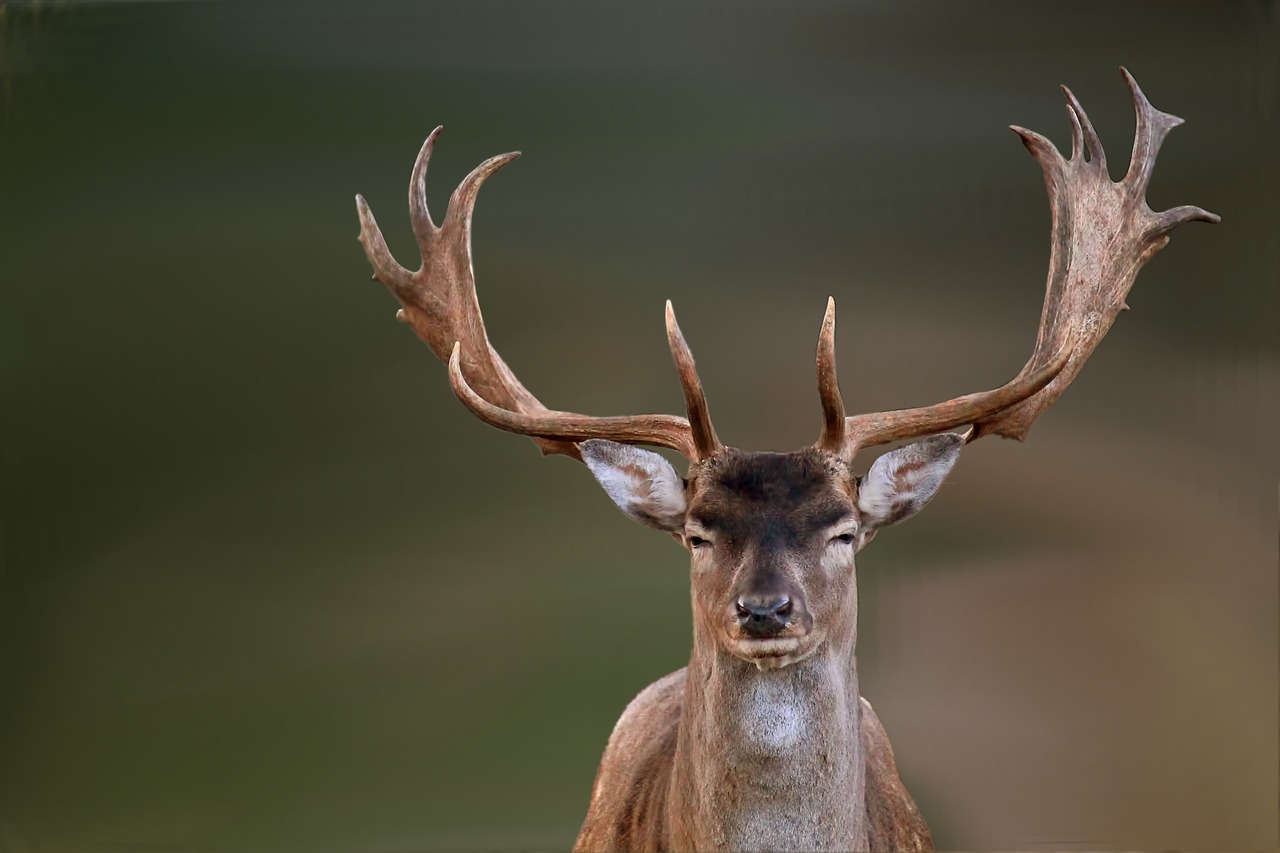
[661,301,719,459]
[445,340,492,418]
[1120,68,1166,118]
[1182,205,1222,225]
[821,296,837,331]
[814,295,845,453]
[1010,125,1062,164]
[445,150,523,225]
[1060,86,1087,122]
[664,302,686,350]
[465,150,519,179]
[1156,204,1222,230]
[356,196,379,232]
[417,128,443,163]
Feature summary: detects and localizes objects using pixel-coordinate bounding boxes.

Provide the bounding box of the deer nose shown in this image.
[735,595,793,637]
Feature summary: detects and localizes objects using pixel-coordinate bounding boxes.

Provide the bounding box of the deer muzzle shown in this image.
[735,594,795,638]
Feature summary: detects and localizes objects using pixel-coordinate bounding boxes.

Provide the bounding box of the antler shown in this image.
[355,128,722,463]
[359,71,1215,468]
[819,68,1218,458]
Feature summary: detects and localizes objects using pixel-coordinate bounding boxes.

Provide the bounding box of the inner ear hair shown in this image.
[856,433,963,533]
[580,440,689,534]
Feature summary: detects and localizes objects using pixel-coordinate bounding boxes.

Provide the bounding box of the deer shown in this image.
[354,68,1216,853]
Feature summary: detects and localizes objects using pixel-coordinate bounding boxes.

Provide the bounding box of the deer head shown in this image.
[575,416,968,672]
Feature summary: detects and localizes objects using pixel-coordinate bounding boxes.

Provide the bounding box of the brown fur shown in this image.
[574,668,931,852]
[573,447,945,852]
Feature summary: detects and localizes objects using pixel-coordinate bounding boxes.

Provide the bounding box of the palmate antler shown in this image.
[815,67,1218,456]
[356,69,1216,466]
[974,68,1220,440]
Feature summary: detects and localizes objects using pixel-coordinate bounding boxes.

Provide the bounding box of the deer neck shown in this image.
[668,625,867,852]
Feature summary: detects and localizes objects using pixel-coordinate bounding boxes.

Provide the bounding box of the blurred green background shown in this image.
[1,1,1276,851]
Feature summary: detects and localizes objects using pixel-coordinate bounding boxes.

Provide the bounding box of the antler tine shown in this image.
[408,126,442,250]
[665,301,722,461]
[1121,67,1180,198]
[1061,84,1106,173]
[1119,68,1219,233]
[841,69,1217,456]
[356,195,414,295]
[815,297,846,453]
[356,130,706,463]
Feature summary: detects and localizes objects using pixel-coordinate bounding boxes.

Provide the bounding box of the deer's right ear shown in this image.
[581,440,688,533]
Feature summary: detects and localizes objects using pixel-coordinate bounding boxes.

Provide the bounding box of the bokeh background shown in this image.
[2,1,1276,851]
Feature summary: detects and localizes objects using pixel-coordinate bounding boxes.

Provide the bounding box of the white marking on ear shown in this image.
[857,433,963,533]
[580,439,688,533]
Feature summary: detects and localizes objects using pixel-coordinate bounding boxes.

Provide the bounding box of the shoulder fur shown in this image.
[574,669,685,852]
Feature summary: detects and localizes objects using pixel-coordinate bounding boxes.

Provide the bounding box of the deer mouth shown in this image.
[726,633,816,670]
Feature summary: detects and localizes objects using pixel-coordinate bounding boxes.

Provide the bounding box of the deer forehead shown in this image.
[689,449,857,543]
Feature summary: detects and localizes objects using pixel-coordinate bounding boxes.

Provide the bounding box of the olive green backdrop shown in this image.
[2,1,1276,851]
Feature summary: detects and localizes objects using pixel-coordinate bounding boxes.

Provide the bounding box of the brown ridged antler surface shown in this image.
[973,68,1220,440]
[355,127,722,462]
[357,69,1216,468]
[815,68,1218,457]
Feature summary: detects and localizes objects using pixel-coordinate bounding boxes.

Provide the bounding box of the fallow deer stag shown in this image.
[355,69,1216,852]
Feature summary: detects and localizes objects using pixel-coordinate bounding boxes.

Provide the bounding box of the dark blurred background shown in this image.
[1,1,1276,851]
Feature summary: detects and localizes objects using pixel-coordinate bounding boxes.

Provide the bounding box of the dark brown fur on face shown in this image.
[686,449,856,666]
[689,448,855,544]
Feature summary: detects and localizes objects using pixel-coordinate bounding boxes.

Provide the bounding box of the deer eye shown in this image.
[688,535,711,549]
[831,532,856,546]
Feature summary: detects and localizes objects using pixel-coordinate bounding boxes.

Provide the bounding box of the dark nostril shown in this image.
[735,596,792,620]
[735,595,794,638]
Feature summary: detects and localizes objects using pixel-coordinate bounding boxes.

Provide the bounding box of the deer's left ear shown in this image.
[856,433,964,540]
